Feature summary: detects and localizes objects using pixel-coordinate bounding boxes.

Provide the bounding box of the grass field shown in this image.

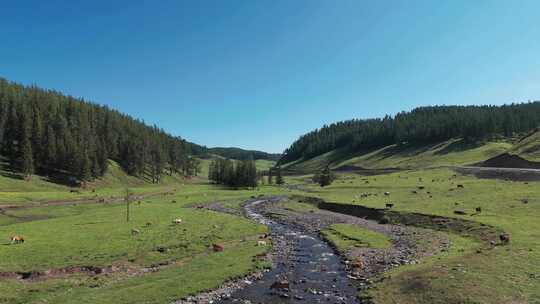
[0,184,285,303]
[286,168,540,303]
[508,129,540,161]
[321,223,391,252]
[0,158,292,304]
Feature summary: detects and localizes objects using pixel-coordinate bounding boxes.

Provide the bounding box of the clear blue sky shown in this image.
[2,1,540,153]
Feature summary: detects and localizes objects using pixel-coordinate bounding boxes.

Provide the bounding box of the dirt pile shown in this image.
[481,153,540,169]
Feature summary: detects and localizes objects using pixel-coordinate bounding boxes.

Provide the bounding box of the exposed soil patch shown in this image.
[455,166,540,181]
[480,153,540,169]
[316,199,504,246]
[458,153,540,181]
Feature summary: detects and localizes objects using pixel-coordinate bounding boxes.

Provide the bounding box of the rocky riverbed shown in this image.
[177,197,450,304]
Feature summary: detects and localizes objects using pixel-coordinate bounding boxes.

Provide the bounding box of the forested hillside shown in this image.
[208,147,280,161]
[281,103,540,164]
[0,78,204,184]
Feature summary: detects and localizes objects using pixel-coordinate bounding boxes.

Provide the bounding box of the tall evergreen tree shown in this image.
[21,136,34,180]
[314,164,335,187]
[275,166,284,185]
[267,169,273,184]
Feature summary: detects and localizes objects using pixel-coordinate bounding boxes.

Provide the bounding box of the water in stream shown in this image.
[218,199,360,304]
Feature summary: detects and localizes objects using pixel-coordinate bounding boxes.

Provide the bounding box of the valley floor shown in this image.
[0,163,539,304]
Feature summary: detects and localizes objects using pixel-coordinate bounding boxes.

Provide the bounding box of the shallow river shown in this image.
[217,199,360,304]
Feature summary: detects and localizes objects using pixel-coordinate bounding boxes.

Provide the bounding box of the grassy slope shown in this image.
[0,160,186,205]
[508,129,540,161]
[283,138,512,173]
[288,169,540,303]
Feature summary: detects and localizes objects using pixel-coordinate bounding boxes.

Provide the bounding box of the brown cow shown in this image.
[212,243,224,252]
[11,235,24,244]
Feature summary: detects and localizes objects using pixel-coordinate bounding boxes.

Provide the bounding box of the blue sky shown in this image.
[2,1,540,153]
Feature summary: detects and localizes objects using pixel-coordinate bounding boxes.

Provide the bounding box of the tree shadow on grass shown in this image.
[370,142,442,161]
[434,138,483,155]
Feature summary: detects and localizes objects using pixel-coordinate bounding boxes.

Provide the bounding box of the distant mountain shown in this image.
[207,147,281,161]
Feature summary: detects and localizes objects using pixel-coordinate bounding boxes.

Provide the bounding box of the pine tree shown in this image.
[31,109,43,166]
[20,105,34,180]
[315,164,335,187]
[21,137,34,180]
[79,148,92,184]
[268,169,273,184]
[45,125,57,171]
[275,166,284,185]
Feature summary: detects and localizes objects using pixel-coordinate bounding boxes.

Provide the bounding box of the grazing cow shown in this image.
[457,184,464,188]
[475,207,482,213]
[10,236,24,244]
[499,233,510,245]
[385,203,394,209]
[418,186,425,190]
[384,191,390,196]
[521,199,529,204]
[257,241,267,246]
[212,243,225,252]
[259,233,269,239]
[131,228,141,235]
[172,218,182,224]
[454,210,467,215]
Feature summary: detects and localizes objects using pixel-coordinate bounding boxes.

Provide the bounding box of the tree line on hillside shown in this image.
[208,158,258,187]
[0,78,203,184]
[207,147,281,161]
[281,102,540,164]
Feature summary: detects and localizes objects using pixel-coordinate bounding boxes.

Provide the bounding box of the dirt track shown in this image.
[455,166,540,181]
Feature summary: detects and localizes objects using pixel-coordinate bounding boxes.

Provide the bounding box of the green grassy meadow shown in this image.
[321,223,392,252]
[0,158,290,304]
[285,168,540,303]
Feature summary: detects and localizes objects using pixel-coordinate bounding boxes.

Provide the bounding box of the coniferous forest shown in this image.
[208,158,258,187]
[0,78,204,184]
[281,102,540,164]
